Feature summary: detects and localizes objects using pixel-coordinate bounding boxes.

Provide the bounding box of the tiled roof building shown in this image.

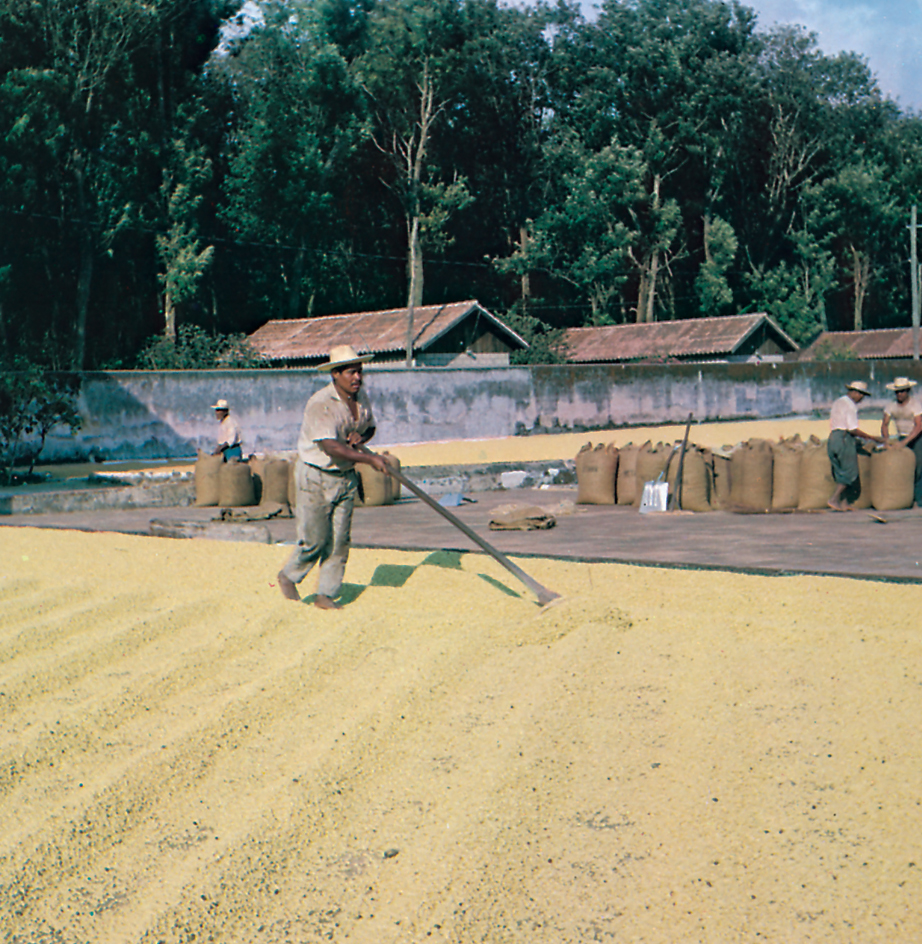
[247,300,527,367]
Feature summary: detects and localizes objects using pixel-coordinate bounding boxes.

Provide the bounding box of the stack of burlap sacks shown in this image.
[575,436,917,511]
[193,451,402,511]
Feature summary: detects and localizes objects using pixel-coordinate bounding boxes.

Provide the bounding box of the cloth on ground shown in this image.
[488,503,557,531]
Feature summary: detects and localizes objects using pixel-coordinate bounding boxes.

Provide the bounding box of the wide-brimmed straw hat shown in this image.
[317,344,374,372]
[845,381,871,397]
[886,376,918,392]
[211,398,230,410]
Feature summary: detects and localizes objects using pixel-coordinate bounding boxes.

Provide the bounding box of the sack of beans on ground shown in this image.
[380,451,402,501]
[705,447,733,510]
[356,456,400,507]
[249,456,292,514]
[665,444,713,512]
[215,457,257,507]
[797,438,836,510]
[632,442,675,508]
[194,451,224,506]
[576,442,618,504]
[771,435,804,510]
[616,443,640,505]
[729,438,773,511]
[871,447,916,510]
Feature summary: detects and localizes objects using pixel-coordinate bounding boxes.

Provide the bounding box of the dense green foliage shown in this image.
[1,0,921,368]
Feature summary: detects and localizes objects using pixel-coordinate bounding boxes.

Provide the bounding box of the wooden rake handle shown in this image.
[361,447,560,606]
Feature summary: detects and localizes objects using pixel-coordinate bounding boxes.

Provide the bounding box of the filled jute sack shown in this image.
[489,504,556,531]
[797,441,836,510]
[194,451,224,506]
[218,458,257,507]
[248,457,265,504]
[729,439,773,510]
[576,442,618,504]
[852,451,873,510]
[616,443,640,505]
[707,448,733,510]
[771,436,803,509]
[871,447,916,510]
[261,458,291,507]
[357,460,392,506]
[380,451,401,501]
[665,445,712,512]
[288,459,297,509]
[633,442,674,508]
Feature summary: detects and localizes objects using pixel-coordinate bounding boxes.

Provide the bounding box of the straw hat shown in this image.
[317,344,374,372]
[845,381,870,397]
[211,398,230,410]
[886,376,918,392]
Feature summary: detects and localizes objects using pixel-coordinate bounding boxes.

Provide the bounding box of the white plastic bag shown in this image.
[639,479,669,513]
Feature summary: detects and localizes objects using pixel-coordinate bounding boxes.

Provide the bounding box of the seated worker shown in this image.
[881,376,922,506]
[211,398,243,461]
[827,380,882,511]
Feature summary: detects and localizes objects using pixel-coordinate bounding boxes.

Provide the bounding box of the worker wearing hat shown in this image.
[827,380,883,511]
[277,345,391,609]
[881,376,922,506]
[211,398,243,461]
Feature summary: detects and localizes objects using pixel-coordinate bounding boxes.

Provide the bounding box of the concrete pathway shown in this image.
[3,487,921,584]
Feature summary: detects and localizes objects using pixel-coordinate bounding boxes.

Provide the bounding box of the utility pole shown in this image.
[911,205,920,361]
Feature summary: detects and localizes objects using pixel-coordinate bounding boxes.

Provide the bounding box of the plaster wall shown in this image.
[36,360,916,461]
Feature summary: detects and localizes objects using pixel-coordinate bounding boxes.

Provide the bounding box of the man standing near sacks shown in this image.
[881,376,922,507]
[827,380,882,511]
[277,345,390,609]
[211,398,243,461]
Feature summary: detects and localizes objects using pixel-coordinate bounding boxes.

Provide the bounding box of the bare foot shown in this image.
[277,571,300,601]
[313,594,342,610]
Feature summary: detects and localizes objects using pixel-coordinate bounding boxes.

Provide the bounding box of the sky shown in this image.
[738,0,922,112]
[581,0,922,112]
[224,1,922,113]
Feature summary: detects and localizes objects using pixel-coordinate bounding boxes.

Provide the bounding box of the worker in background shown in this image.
[277,344,390,610]
[211,398,243,461]
[881,376,922,506]
[827,380,882,511]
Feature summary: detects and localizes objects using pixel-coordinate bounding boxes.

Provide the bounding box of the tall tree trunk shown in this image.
[289,244,306,319]
[519,224,531,308]
[851,245,869,331]
[163,288,176,340]
[405,217,421,367]
[72,152,93,369]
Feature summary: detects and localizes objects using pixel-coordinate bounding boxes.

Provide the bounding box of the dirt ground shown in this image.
[3,526,921,943]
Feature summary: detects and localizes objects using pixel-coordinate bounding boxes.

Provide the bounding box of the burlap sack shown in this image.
[616,443,639,505]
[357,461,391,506]
[707,448,733,510]
[288,459,297,509]
[871,447,916,510]
[576,442,618,505]
[261,458,291,506]
[666,445,712,512]
[218,459,256,507]
[633,442,673,508]
[729,439,773,510]
[489,505,556,531]
[797,441,835,510]
[851,451,873,510]
[772,436,804,509]
[380,451,401,502]
[248,457,265,504]
[194,451,224,506]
